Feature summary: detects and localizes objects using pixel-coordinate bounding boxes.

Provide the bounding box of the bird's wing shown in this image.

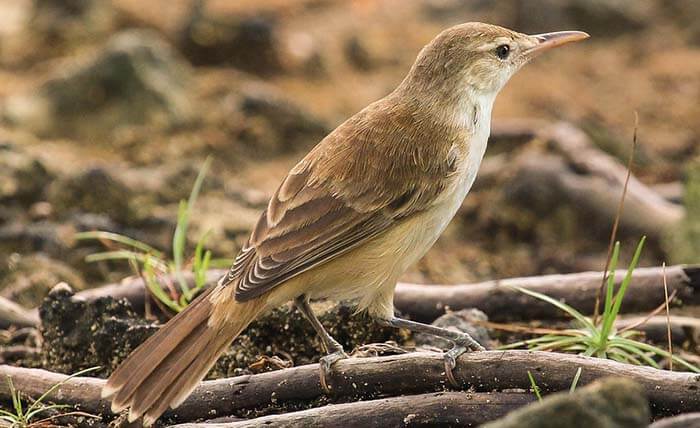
[223,103,460,301]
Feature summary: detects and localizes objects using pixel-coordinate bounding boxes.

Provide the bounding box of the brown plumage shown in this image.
[102,22,588,425]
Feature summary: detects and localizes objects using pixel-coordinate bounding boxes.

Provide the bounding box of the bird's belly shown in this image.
[270,178,475,319]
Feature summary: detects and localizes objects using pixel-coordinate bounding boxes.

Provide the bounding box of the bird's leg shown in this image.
[294,295,348,393]
[378,316,485,388]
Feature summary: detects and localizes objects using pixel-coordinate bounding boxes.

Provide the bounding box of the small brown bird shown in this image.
[103,22,588,425]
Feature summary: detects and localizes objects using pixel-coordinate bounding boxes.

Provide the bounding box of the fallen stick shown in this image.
[394,265,699,322]
[615,315,700,345]
[485,120,684,238]
[11,264,697,329]
[2,351,698,423]
[540,122,684,234]
[168,392,534,428]
[0,295,40,329]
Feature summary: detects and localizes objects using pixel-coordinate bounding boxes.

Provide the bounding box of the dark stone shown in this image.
[482,377,650,428]
[39,283,158,377]
[2,29,193,140]
[0,143,53,205]
[177,1,283,75]
[235,84,329,157]
[47,167,137,224]
[413,308,491,350]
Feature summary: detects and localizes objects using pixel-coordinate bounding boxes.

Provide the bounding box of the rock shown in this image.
[39,283,158,377]
[482,377,650,428]
[0,253,85,307]
[413,308,491,350]
[1,29,194,140]
[233,84,329,157]
[47,167,140,225]
[177,1,283,75]
[0,143,53,205]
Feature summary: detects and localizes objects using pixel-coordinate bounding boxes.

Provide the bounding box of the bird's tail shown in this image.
[102,285,265,426]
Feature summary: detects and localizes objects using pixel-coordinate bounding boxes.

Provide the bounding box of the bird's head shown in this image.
[401,22,588,104]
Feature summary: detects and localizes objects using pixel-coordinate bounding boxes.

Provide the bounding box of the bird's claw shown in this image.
[443,334,485,388]
[319,349,348,394]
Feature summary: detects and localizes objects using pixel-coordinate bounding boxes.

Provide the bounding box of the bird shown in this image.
[102,22,588,426]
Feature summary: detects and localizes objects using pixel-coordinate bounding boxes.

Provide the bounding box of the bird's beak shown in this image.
[524,31,590,57]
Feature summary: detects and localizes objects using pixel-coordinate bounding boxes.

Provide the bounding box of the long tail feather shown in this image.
[102,286,264,426]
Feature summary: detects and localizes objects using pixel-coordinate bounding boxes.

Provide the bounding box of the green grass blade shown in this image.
[569,367,582,393]
[527,371,543,402]
[25,404,71,421]
[613,337,700,373]
[173,200,191,298]
[196,250,212,290]
[173,157,212,298]
[7,376,23,420]
[143,257,181,313]
[609,340,660,368]
[74,231,164,257]
[530,336,587,352]
[509,286,596,330]
[85,250,169,271]
[601,242,620,325]
[608,348,642,366]
[25,367,99,417]
[600,237,646,343]
[193,230,212,289]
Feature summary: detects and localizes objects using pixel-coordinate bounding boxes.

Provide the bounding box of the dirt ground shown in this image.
[1,0,700,426]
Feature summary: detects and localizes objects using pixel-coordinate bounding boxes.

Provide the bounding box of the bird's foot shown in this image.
[443,334,485,388]
[319,348,349,394]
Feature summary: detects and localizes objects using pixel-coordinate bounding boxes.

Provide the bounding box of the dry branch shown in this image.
[394,265,699,322]
[616,315,700,345]
[2,351,699,423]
[0,295,40,329]
[9,264,696,329]
[542,122,684,234]
[169,392,534,428]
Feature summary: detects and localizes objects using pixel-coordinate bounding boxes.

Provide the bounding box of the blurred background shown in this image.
[1,0,700,308]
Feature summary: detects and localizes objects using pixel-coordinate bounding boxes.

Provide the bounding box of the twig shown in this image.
[593,111,638,325]
[169,392,534,428]
[663,262,674,371]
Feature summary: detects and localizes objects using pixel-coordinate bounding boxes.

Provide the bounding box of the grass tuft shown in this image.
[501,237,700,373]
[75,156,230,314]
[0,367,100,427]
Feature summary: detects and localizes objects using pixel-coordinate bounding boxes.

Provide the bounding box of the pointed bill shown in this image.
[525,31,590,56]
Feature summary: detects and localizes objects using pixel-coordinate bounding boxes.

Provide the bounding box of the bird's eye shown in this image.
[495,44,510,60]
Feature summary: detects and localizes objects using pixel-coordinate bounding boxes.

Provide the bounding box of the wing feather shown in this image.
[221,98,464,301]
